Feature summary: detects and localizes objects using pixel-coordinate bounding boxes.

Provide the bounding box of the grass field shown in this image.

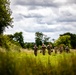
[0,49,76,75]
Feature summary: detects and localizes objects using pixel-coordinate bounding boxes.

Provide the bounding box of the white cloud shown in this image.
[4,0,76,42]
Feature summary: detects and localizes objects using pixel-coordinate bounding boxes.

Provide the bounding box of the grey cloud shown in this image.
[57,18,76,23]
[57,10,76,23]
[13,3,76,25]
[27,6,39,10]
[36,18,54,25]
[58,26,72,31]
[24,26,55,32]
[19,13,44,18]
[57,15,76,23]
[57,13,76,23]
[23,25,72,33]
[67,0,76,4]
[71,24,76,28]
[12,0,76,9]
[13,14,24,21]
[14,0,59,8]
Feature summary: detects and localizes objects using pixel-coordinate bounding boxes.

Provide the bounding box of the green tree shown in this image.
[54,35,71,48]
[24,42,34,49]
[35,32,51,46]
[61,32,76,49]
[35,32,43,46]
[13,32,24,48]
[44,35,50,45]
[0,0,13,34]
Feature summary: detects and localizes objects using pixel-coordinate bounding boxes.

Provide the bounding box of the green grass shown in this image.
[0,49,76,75]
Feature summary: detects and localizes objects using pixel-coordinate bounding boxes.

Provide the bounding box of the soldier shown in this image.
[33,44,38,56]
[42,44,46,55]
[54,46,58,54]
[65,46,70,53]
[59,46,63,53]
[47,44,52,55]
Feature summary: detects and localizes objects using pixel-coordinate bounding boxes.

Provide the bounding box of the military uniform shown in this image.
[59,46,63,53]
[33,45,38,56]
[54,46,58,54]
[65,46,70,53]
[42,44,46,55]
[47,44,52,55]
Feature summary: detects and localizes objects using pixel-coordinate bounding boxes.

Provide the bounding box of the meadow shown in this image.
[0,48,76,75]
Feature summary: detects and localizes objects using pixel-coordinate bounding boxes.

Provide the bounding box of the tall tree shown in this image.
[35,32,43,46]
[35,32,50,46]
[13,32,24,48]
[0,0,13,34]
[61,32,76,49]
[54,35,71,47]
[43,35,50,45]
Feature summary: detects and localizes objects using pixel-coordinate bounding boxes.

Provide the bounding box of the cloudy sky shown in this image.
[4,0,76,42]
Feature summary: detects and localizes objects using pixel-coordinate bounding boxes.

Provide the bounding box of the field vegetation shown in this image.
[0,48,76,75]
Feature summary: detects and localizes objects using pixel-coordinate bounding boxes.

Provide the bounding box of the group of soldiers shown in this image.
[33,44,70,56]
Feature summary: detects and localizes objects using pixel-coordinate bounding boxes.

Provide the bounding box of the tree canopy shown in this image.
[35,32,43,46]
[0,0,13,34]
[54,32,76,49]
[35,32,50,46]
[61,32,76,49]
[13,32,25,48]
[54,35,71,47]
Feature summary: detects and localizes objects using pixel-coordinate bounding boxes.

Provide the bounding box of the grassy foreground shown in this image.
[0,49,76,75]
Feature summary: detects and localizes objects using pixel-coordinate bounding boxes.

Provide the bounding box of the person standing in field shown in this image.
[33,44,38,56]
[59,46,64,53]
[47,44,52,55]
[42,43,46,55]
[65,45,70,53]
[54,46,58,54]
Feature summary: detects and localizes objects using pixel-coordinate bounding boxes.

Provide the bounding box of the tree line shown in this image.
[5,31,76,49]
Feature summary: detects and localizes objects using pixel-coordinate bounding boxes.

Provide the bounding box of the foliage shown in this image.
[24,42,35,49]
[0,35,21,51]
[0,35,10,50]
[44,35,50,45]
[0,0,13,34]
[35,32,50,46]
[61,32,76,49]
[13,32,25,48]
[0,50,76,75]
[35,32,43,46]
[54,35,71,48]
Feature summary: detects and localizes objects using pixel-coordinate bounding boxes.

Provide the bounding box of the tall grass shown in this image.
[0,50,76,75]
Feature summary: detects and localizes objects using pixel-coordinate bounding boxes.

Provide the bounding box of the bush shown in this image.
[0,35,21,52]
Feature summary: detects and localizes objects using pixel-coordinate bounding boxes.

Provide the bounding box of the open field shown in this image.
[0,49,76,75]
